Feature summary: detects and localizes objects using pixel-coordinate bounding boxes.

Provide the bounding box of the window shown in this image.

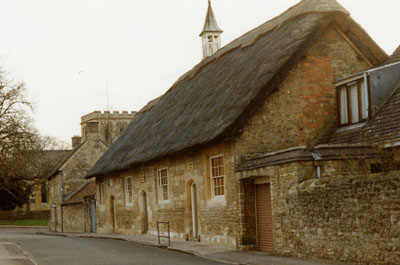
[210,155,224,197]
[208,35,213,42]
[100,182,105,205]
[338,78,368,125]
[157,168,169,201]
[41,185,47,204]
[125,176,133,206]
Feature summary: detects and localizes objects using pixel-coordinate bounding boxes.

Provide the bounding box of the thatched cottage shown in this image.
[86,0,391,262]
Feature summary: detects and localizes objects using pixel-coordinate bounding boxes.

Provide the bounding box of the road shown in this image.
[0,228,226,265]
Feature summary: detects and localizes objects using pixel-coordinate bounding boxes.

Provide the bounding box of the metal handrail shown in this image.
[157,221,171,246]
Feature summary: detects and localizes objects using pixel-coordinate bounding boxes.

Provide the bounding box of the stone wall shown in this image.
[63,204,84,233]
[96,142,241,248]
[233,25,370,162]
[279,171,400,265]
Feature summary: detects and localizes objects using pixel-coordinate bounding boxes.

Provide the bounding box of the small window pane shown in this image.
[340,87,348,124]
[210,156,224,197]
[349,84,359,123]
[360,80,368,119]
[157,169,168,201]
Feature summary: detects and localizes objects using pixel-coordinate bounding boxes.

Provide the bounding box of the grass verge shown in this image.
[0,219,48,226]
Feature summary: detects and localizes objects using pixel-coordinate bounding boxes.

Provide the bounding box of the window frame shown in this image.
[157,168,169,202]
[124,176,133,207]
[99,182,105,205]
[40,184,48,204]
[209,155,225,198]
[337,77,370,126]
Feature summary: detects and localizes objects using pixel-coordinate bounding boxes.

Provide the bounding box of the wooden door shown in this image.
[140,191,148,234]
[110,196,116,231]
[255,183,274,252]
[191,183,198,239]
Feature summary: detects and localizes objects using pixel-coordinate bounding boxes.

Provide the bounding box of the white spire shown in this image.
[200,0,223,58]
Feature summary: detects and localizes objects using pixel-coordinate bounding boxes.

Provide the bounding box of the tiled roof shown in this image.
[200,1,222,35]
[326,85,400,145]
[386,45,400,64]
[63,181,96,205]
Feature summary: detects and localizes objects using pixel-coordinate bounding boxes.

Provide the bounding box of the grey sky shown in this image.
[0,0,399,143]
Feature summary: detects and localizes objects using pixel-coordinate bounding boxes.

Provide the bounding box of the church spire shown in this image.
[200,0,223,58]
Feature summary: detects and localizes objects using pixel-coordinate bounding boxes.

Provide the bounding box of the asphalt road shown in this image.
[0,228,226,265]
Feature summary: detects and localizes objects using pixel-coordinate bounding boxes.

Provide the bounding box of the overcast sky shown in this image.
[0,0,399,144]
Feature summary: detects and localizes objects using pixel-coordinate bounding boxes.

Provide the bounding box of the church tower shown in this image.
[200,0,223,58]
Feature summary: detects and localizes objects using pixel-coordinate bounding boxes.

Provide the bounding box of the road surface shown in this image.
[0,228,226,265]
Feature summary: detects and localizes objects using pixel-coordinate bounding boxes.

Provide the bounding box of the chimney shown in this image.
[85,121,100,140]
[71,136,82,149]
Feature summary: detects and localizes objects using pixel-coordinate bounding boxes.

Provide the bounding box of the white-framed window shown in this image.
[338,78,368,126]
[125,176,133,206]
[210,155,225,197]
[99,182,105,205]
[157,168,169,202]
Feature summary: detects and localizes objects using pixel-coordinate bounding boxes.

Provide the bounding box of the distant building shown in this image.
[48,110,135,233]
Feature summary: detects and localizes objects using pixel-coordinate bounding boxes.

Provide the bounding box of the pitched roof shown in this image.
[386,45,400,64]
[63,181,96,205]
[24,150,72,180]
[87,0,387,178]
[200,1,223,35]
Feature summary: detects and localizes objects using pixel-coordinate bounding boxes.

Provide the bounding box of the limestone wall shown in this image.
[96,142,241,248]
[63,204,84,233]
[233,25,370,163]
[280,171,400,264]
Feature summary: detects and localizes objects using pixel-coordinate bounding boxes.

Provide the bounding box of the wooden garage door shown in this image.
[255,183,274,252]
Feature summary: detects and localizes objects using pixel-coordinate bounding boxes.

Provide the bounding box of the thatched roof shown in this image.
[87,0,387,178]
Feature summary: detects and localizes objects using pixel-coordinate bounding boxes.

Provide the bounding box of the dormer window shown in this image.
[337,78,369,126]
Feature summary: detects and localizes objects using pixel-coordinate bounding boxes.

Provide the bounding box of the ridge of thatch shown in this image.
[86,0,387,178]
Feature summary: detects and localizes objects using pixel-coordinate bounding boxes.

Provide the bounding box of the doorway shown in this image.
[140,191,148,234]
[255,183,274,252]
[190,183,199,239]
[110,196,116,232]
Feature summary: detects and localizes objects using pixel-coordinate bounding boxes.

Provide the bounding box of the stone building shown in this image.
[49,110,135,232]
[236,48,400,264]
[86,0,390,260]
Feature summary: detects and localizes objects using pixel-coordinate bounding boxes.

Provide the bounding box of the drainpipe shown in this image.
[311,152,322,179]
[364,71,369,118]
[61,170,65,232]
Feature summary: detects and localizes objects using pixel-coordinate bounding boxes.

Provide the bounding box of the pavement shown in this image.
[36,229,350,265]
[0,239,36,265]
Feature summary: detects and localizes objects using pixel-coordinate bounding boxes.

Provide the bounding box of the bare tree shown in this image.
[0,68,69,210]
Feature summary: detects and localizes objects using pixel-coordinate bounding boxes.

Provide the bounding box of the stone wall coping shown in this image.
[237,145,378,172]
